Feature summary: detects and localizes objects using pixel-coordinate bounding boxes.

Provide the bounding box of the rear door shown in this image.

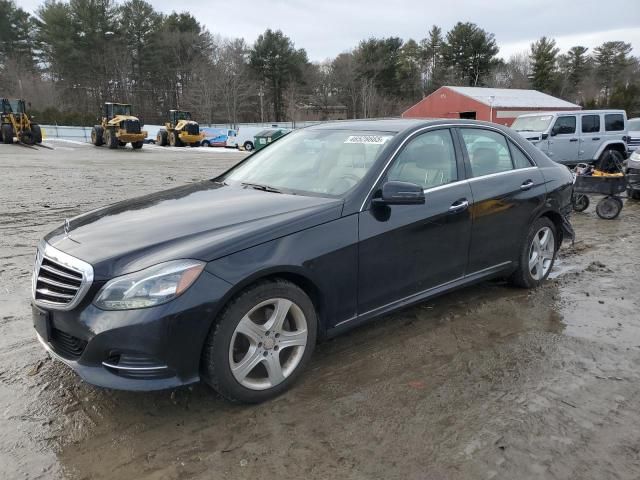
[357,128,472,314]
[457,127,546,272]
[548,115,579,164]
[579,113,602,161]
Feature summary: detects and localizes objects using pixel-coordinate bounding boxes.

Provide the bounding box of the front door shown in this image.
[457,127,546,272]
[357,128,472,315]
[548,115,579,164]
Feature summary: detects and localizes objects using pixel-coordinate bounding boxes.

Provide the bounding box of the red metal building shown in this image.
[402,86,580,126]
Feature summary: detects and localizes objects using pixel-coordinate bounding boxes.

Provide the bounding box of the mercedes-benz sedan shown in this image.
[32,119,574,403]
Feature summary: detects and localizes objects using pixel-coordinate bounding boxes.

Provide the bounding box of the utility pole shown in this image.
[258,86,264,124]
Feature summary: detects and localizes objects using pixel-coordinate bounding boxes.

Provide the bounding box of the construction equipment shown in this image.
[91,103,147,149]
[156,110,204,147]
[1,98,43,145]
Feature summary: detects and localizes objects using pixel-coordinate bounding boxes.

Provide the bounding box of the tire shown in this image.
[91,126,104,146]
[104,128,118,149]
[627,188,640,200]
[201,140,210,147]
[572,194,590,212]
[32,124,42,143]
[243,141,254,152]
[598,149,624,172]
[510,217,557,289]
[157,130,168,146]
[596,196,622,219]
[2,123,14,144]
[201,279,317,404]
[20,130,35,145]
[190,142,200,147]
[132,141,143,149]
[169,131,183,147]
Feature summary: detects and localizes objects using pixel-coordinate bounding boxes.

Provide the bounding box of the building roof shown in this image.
[444,86,580,109]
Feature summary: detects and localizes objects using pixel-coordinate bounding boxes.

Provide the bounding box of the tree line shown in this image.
[1,0,638,126]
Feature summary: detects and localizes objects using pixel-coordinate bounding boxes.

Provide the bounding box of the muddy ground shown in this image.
[1,140,639,480]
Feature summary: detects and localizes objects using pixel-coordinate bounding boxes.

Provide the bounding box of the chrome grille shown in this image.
[628,137,640,146]
[33,242,94,311]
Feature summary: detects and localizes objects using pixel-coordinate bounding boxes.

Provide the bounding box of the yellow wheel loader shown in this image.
[156,110,204,147]
[1,98,42,145]
[91,103,147,149]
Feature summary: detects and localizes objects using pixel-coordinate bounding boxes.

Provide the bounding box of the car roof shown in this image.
[305,118,501,134]
[517,109,626,118]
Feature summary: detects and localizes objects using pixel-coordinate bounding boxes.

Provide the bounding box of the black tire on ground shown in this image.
[627,188,640,200]
[169,130,183,147]
[20,130,35,145]
[131,141,143,149]
[201,279,318,404]
[190,141,200,147]
[32,124,42,143]
[2,123,14,144]
[104,128,118,149]
[157,130,168,146]
[201,140,210,147]
[572,194,590,212]
[91,125,104,146]
[118,141,126,147]
[596,196,622,219]
[243,141,254,151]
[509,217,558,289]
[598,149,625,172]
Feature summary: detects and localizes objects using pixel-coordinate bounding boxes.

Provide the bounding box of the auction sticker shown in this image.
[344,135,392,145]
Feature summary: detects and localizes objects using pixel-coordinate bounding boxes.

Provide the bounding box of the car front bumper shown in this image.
[32,270,232,391]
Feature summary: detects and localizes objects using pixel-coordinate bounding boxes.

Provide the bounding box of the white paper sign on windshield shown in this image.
[344,135,392,145]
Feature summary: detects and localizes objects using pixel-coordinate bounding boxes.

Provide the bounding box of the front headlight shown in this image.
[94,259,205,310]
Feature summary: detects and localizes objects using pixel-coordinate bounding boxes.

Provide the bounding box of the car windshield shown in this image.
[512,115,554,132]
[221,129,395,196]
[113,104,131,116]
[628,119,640,131]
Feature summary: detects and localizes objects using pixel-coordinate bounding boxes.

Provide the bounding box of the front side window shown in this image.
[605,114,624,131]
[387,129,457,189]
[581,115,600,133]
[223,129,395,196]
[461,129,514,177]
[553,116,576,135]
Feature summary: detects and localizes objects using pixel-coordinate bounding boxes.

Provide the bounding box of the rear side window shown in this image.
[460,129,514,177]
[605,114,624,131]
[553,116,576,134]
[509,142,533,169]
[581,115,600,133]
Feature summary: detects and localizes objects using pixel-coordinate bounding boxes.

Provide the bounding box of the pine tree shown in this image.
[530,36,559,93]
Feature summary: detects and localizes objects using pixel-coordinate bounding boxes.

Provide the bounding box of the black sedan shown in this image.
[32,119,574,403]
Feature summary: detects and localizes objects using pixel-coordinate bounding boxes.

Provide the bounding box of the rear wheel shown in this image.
[596,196,622,219]
[510,217,557,289]
[2,124,14,144]
[190,141,200,147]
[19,130,35,145]
[91,126,104,146]
[201,280,317,403]
[598,149,624,172]
[169,131,183,147]
[243,141,254,152]
[104,128,118,149]
[201,140,210,147]
[132,141,143,149]
[627,188,640,200]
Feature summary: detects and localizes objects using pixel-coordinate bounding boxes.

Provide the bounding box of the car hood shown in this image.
[45,181,342,280]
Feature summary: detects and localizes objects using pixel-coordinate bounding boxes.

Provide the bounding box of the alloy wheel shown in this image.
[528,226,555,280]
[229,298,308,390]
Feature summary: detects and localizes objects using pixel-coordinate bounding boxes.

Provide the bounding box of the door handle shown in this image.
[520,180,535,190]
[449,199,469,213]
[592,137,600,141]
[569,138,578,142]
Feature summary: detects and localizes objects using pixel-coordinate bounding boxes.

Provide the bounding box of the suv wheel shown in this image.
[510,217,557,288]
[201,280,317,403]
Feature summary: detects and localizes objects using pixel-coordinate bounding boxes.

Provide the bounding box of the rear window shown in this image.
[581,115,600,133]
[605,114,624,132]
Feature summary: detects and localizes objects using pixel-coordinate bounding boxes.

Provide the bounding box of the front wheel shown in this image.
[131,141,143,149]
[572,194,590,212]
[2,123,14,144]
[201,280,317,403]
[510,217,557,289]
[596,196,622,219]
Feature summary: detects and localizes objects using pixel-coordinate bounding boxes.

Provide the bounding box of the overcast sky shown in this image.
[18,0,640,61]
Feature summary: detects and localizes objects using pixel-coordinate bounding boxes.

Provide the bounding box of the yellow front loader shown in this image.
[1,98,42,145]
[156,110,204,147]
[91,102,147,149]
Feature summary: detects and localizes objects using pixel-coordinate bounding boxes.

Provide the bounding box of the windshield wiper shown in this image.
[241,182,282,193]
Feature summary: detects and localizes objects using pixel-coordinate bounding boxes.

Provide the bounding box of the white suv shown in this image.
[512,110,628,165]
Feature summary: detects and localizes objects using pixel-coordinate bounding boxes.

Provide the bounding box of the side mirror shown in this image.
[550,125,560,136]
[373,181,425,206]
